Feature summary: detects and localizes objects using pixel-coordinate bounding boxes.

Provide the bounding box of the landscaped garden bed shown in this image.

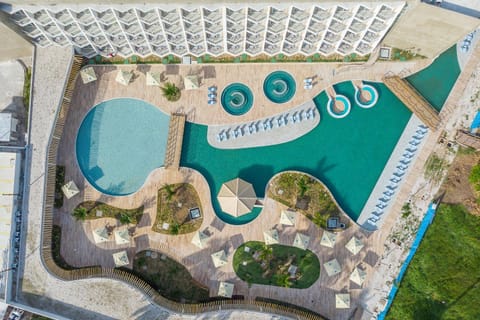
[72,201,144,225]
[52,225,75,270]
[131,250,209,303]
[153,183,203,235]
[268,172,344,229]
[233,241,320,288]
[54,165,65,208]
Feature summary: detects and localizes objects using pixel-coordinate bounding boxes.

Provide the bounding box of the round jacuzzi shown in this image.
[221,83,254,116]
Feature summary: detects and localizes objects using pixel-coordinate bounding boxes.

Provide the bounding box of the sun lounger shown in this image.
[369,215,380,222]
[372,208,384,216]
[386,184,397,191]
[419,124,428,129]
[403,153,414,159]
[367,219,377,227]
[376,203,387,209]
[390,177,401,183]
[400,159,411,165]
[384,190,394,197]
[379,197,390,203]
[409,140,420,146]
[406,147,417,153]
[397,164,408,171]
[208,99,216,105]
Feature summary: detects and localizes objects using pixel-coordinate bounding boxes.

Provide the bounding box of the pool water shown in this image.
[263,71,296,104]
[406,45,460,111]
[76,98,170,195]
[221,83,254,115]
[181,81,412,224]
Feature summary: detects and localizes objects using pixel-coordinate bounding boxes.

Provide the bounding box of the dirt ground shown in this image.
[441,149,480,215]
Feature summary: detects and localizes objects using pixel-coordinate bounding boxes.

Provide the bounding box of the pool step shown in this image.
[164,113,186,170]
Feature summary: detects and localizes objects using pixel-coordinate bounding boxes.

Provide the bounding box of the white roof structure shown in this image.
[218,281,234,298]
[0,152,19,262]
[61,180,79,199]
[350,267,367,286]
[112,251,129,267]
[335,293,350,309]
[92,227,109,244]
[0,113,12,142]
[114,229,130,245]
[324,259,341,277]
[263,229,279,245]
[320,231,337,248]
[345,237,364,255]
[279,209,296,226]
[191,230,210,249]
[211,250,228,268]
[184,75,200,90]
[115,70,133,86]
[80,67,97,84]
[146,71,161,86]
[217,178,257,217]
[292,233,310,250]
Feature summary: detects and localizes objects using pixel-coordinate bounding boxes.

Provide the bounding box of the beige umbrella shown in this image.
[211,250,228,268]
[92,227,109,244]
[217,178,257,217]
[146,71,161,86]
[263,229,279,245]
[335,293,350,309]
[112,250,129,267]
[218,281,234,298]
[292,233,310,250]
[345,236,364,255]
[80,67,97,84]
[350,267,367,286]
[116,70,133,86]
[324,258,341,276]
[61,180,79,199]
[279,209,296,226]
[191,230,210,249]
[184,75,199,90]
[114,229,130,245]
[320,231,337,248]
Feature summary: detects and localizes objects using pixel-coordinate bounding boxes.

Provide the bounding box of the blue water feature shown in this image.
[76,98,170,195]
[406,45,460,111]
[471,111,480,131]
[263,70,296,104]
[377,203,439,320]
[221,83,254,115]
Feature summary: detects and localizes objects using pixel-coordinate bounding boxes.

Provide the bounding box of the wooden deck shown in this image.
[383,75,440,130]
[53,59,440,320]
[164,113,186,170]
[456,130,480,149]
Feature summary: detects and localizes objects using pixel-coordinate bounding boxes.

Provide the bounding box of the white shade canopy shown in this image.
[292,233,310,250]
[335,293,350,309]
[324,258,341,276]
[217,178,257,217]
[112,250,129,267]
[280,209,296,226]
[146,71,161,86]
[191,231,210,249]
[184,75,199,90]
[80,67,97,84]
[211,250,228,268]
[116,70,133,86]
[263,229,279,245]
[92,227,109,244]
[218,281,234,298]
[350,267,367,286]
[114,229,130,245]
[345,236,364,255]
[320,231,337,248]
[62,180,79,199]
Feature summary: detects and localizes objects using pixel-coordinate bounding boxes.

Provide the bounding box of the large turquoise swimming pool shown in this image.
[76,98,170,195]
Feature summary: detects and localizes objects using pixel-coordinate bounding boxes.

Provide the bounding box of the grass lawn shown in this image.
[387,204,480,320]
[268,172,344,229]
[73,201,144,225]
[131,250,209,303]
[153,183,203,235]
[233,241,320,289]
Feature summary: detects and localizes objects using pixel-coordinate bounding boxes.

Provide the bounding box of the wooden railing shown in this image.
[39,58,325,320]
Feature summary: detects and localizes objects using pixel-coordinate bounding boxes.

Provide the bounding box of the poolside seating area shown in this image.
[303,78,313,90]
[366,124,429,228]
[215,107,317,142]
[208,86,217,105]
